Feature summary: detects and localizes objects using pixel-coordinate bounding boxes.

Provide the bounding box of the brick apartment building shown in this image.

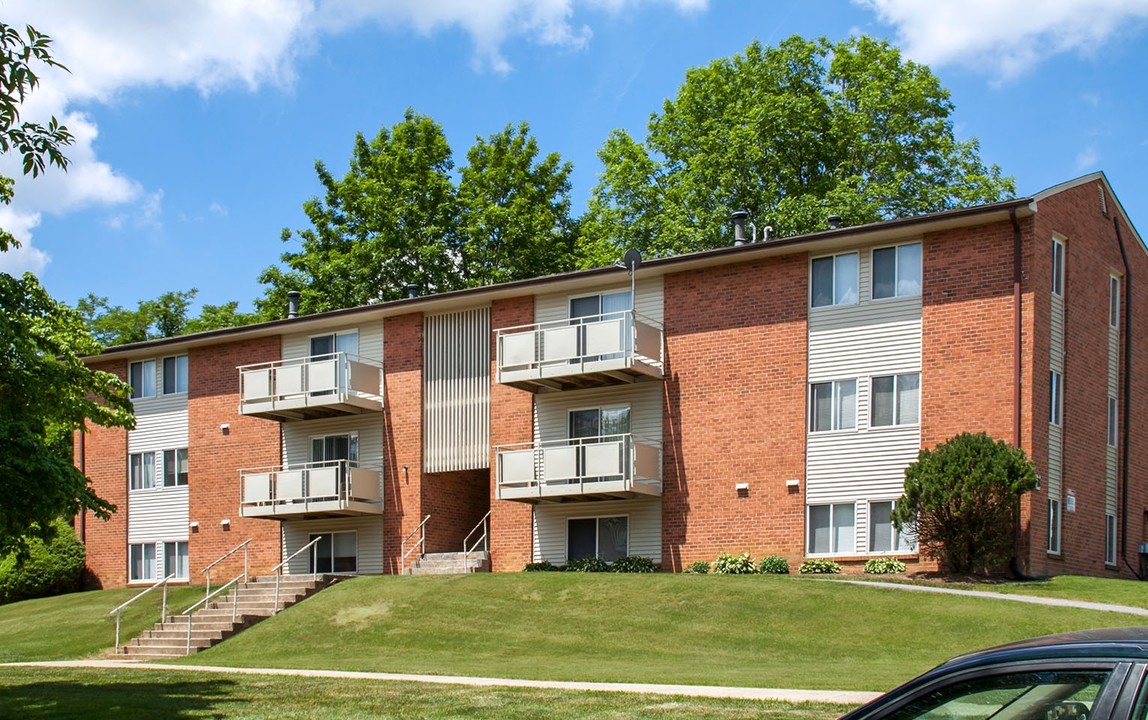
[74,172,1148,587]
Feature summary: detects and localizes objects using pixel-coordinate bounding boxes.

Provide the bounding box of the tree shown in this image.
[185,301,257,334]
[77,289,256,346]
[580,35,1015,263]
[892,432,1038,576]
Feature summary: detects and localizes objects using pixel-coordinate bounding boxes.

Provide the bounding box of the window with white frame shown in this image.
[567,516,629,562]
[129,359,156,399]
[1105,514,1117,566]
[129,452,155,490]
[129,543,156,582]
[1110,275,1120,328]
[1052,238,1065,297]
[809,379,857,432]
[872,243,922,300]
[810,252,859,308]
[807,503,855,555]
[164,541,189,580]
[1107,397,1118,447]
[161,354,188,395]
[1049,371,1063,426]
[868,501,915,553]
[163,448,188,487]
[870,373,920,427]
[1048,498,1061,554]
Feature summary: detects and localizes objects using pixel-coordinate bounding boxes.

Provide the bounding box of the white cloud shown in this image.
[1075,145,1101,171]
[208,202,229,217]
[0,209,48,275]
[856,0,1148,80]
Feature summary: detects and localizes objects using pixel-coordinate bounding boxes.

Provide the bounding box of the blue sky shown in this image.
[1,0,1146,316]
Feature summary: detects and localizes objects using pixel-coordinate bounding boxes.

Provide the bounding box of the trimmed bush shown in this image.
[566,556,609,573]
[864,557,906,574]
[0,520,85,604]
[798,559,841,575]
[686,560,711,575]
[712,552,757,575]
[523,561,559,572]
[611,556,657,573]
[757,555,790,574]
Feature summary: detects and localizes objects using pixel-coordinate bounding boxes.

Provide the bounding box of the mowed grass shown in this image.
[0,666,854,719]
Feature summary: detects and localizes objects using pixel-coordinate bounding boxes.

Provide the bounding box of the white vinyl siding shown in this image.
[535,383,661,446]
[424,307,491,472]
[282,516,384,575]
[127,486,189,545]
[1048,247,1065,555]
[282,320,384,363]
[533,276,663,326]
[534,497,661,564]
[128,386,189,550]
[282,415,383,469]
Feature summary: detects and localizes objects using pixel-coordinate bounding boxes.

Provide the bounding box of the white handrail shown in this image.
[272,536,323,609]
[182,572,244,655]
[108,573,175,654]
[462,511,491,573]
[400,515,431,575]
[201,538,252,599]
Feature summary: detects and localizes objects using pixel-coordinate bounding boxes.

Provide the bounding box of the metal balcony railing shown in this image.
[240,460,383,518]
[495,433,662,501]
[238,352,383,420]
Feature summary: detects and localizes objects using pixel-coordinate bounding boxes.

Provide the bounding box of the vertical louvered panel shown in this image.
[424,307,491,472]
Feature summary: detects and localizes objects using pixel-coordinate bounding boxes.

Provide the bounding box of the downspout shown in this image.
[1112,217,1141,579]
[1009,208,1032,579]
[77,425,86,544]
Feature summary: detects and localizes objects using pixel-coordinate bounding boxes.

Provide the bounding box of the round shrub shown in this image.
[798,559,842,575]
[686,560,711,575]
[712,552,758,574]
[523,561,559,572]
[611,556,657,573]
[0,520,85,604]
[757,555,790,574]
[566,556,609,573]
[864,557,906,574]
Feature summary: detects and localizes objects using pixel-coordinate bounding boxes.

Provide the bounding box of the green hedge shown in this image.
[0,520,85,605]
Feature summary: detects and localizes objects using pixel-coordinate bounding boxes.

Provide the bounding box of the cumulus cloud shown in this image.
[856,0,1148,80]
[0,209,48,275]
[1075,145,1101,171]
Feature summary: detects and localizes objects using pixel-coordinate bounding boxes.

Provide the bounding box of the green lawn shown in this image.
[935,574,1148,609]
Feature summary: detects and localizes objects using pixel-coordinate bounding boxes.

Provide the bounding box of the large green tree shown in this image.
[580,35,1015,262]
[77,289,257,346]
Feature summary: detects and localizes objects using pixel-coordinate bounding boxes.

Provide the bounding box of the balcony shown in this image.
[238,353,383,421]
[496,434,662,503]
[240,460,383,519]
[496,311,663,392]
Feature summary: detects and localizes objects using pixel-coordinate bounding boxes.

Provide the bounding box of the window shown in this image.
[872,243,922,300]
[129,359,156,399]
[1048,498,1061,554]
[309,532,357,573]
[310,331,359,359]
[1052,238,1065,296]
[311,434,359,464]
[129,543,156,582]
[129,452,155,490]
[1110,276,1120,328]
[884,670,1110,720]
[807,503,855,555]
[163,448,188,487]
[1107,397,1118,447]
[164,541,189,580]
[569,290,631,361]
[1105,514,1117,566]
[810,253,859,308]
[162,355,188,395]
[567,516,629,562]
[810,379,857,432]
[868,501,915,553]
[871,373,920,427]
[1049,370,1063,426]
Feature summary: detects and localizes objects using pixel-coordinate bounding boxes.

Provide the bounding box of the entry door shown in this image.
[308,532,358,574]
[569,407,630,482]
[569,291,631,361]
[309,332,359,394]
[312,434,358,491]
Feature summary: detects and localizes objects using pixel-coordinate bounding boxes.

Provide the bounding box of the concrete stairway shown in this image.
[116,575,334,659]
[409,551,490,575]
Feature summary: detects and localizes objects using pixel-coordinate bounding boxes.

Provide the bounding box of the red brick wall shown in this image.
[382,312,424,573]
[422,470,490,553]
[661,255,809,571]
[488,297,535,571]
[75,360,130,588]
[187,338,282,581]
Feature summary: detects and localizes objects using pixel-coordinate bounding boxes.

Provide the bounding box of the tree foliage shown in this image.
[892,432,1038,576]
[258,110,576,317]
[77,289,257,346]
[581,35,1015,262]
[0,518,85,603]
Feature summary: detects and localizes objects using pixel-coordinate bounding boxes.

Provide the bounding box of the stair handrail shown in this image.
[462,511,491,573]
[400,514,431,575]
[271,536,322,609]
[108,573,176,655]
[201,537,252,599]
[181,572,244,656]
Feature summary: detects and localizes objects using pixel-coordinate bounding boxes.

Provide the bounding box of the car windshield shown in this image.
[885,670,1109,720]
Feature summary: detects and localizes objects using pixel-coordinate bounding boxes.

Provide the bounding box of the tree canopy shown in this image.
[580,35,1016,263]
[77,289,256,347]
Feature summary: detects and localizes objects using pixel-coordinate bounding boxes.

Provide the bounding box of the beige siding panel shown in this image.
[534,276,663,325]
[424,307,491,472]
[1108,327,1120,389]
[281,415,385,467]
[281,516,385,575]
[806,426,920,504]
[533,498,661,564]
[809,304,921,380]
[128,401,188,454]
[1047,424,1063,496]
[282,319,385,363]
[128,486,189,544]
[1108,324,1119,516]
[1050,295,1065,372]
[1106,447,1118,514]
[535,383,662,443]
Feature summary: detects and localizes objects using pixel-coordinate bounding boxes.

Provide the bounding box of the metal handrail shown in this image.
[182,573,243,656]
[201,538,251,599]
[401,515,431,575]
[462,511,491,573]
[271,536,322,609]
[108,573,175,654]
[495,308,663,335]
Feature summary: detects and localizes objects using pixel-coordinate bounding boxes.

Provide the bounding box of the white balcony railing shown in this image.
[240,460,383,518]
[496,433,662,502]
[495,310,663,391]
[238,352,383,420]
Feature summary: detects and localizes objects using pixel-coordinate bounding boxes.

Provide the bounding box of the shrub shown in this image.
[523,561,559,572]
[611,556,657,573]
[712,552,757,574]
[686,560,711,575]
[798,559,841,574]
[0,520,85,604]
[565,556,609,573]
[757,555,790,574]
[865,557,906,574]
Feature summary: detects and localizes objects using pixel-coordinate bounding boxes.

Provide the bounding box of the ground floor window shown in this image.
[1105,514,1117,566]
[567,516,628,562]
[807,503,855,555]
[1047,499,1061,554]
[309,532,357,573]
[129,543,156,582]
[164,541,189,580]
[868,501,914,553]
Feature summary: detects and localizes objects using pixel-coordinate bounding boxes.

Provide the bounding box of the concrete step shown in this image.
[410,552,491,575]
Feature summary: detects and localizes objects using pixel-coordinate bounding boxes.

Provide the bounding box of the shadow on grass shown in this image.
[0,677,241,719]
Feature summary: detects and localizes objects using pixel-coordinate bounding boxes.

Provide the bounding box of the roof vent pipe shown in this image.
[405,284,419,299]
[287,291,300,319]
[827,214,843,230]
[731,209,750,246]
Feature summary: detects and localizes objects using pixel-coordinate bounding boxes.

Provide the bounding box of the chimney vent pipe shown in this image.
[287,291,300,319]
[827,214,843,230]
[405,284,419,299]
[731,209,750,246]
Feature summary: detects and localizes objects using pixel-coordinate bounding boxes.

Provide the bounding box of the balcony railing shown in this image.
[496,433,662,502]
[238,352,383,421]
[240,460,383,519]
[496,310,663,392]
